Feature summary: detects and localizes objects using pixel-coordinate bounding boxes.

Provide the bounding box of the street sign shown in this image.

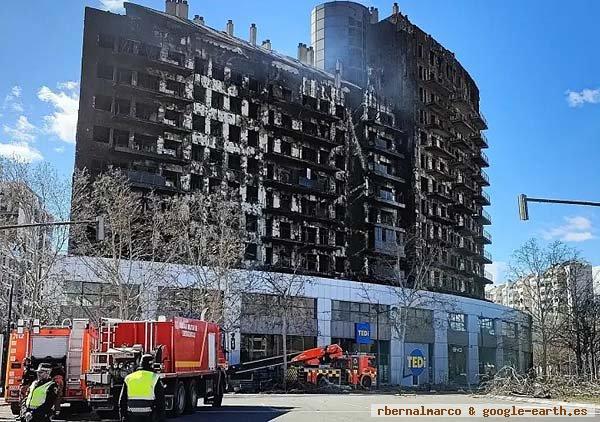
[355,322,371,344]
[407,348,426,377]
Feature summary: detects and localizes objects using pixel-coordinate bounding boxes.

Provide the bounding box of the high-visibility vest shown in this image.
[124,370,159,401]
[25,380,54,409]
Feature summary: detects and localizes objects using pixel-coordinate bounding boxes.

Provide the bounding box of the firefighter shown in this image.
[21,363,58,422]
[19,358,37,409]
[119,354,165,422]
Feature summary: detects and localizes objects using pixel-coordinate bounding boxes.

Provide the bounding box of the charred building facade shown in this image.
[74,1,490,299]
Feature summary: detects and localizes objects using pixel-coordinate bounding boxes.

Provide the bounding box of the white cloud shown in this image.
[54,146,65,153]
[3,85,24,113]
[0,142,43,163]
[543,216,594,242]
[486,261,508,284]
[566,88,600,107]
[37,83,79,144]
[3,115,37,143]
[99,0,125,13]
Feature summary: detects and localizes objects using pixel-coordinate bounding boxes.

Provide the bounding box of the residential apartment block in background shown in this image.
[73,0,491,299]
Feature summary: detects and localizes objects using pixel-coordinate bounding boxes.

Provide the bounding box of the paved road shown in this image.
[1,394,599,421]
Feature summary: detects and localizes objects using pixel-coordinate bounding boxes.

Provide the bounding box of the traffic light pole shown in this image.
[518,194,600,220]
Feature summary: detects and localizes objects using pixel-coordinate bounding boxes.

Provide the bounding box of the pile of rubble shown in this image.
[480,366,600,400]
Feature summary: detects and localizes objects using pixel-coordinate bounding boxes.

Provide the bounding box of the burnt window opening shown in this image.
[97,63,114,80]
[93,126,110,143]
[319,229,329,245]
[193,86,206,102]
[229,70,243,85]
[302,148,317,163]
[194,57,207,74]
[98,33,115,49]
[265,247,273,265]
[117,38,136,54]
[244,243,258,260]
[335,130,346,144]
[280,194,292,211]
[117,68,133,85]
[335,105,345,118]
[137,72,159,91]
[138,43,161,60]
[336,180,345,195]
[280,141,292,156]
[335,231,345,246]
[133,133,157,153]
[135,102,158,121]
[266,191,274,208]
[167,50,185,67]
[246,214,258,232]
[247,130,259,147]
[212,64,225,80]
[248,77,260,92]
[320,255,330,273]
[229,97,242,114]
[303,121,317,136]
[208,178,221,194]
[191,144,204,161]
[248,102,259,119]
[335,257,345,273]
[115,98,131,116]
[229,125,241,143]
[303,227,317,244]
[211,91,224,109]
[210,120,223,137]
[335,205,345,220]
[228,153,241,170]
[166,79,184,97]
[228,181,240,199]
[335,155,345,170]
[247,157,259,174]
[113,129,129,148]
[280,222,291,239]
[246,185,259,203]
[281,114,292,129]
[306,254,318,272]
[209,149,222,164]
[192,115,205,132]
[163,170,180,188]
[190,174,203,191]
[319,99,330,113]
[94,94,112,112]
[319,150,329,165]
[302,95,318,109]
[164,109,182,127]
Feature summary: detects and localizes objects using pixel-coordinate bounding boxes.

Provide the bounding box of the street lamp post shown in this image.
[518,194,600,220]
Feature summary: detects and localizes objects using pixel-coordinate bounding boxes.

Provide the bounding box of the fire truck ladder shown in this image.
[66,319,88,386]
[229,352,302,375]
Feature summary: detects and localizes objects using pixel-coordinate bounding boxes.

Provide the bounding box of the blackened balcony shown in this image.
[470,112,488,131]
[126,170,180,192]
[425,120,451,138]
[473,209,492,225]
[428,209,455,225]
[423,74,452,96]
[424,162,453,181]
[372,189,406,209]
[425,97,449,117]
[427,186,454,203]
[483,250,493,264]
[480,270,494,284]
[450,197,477,214]
[456,217,478,237]
[454,239,478,257]
[370,137,405,159]
[473,151,489,168]
[454,174,477,194]
[423,138,454,160]
[450,114,475,137]
[471,132,489,149]
[474,189,491,206]
[473,169,490,186]
[451,91,474,115]
[370,163,406,184]
[264,173,337,198]
[474,229,492,245]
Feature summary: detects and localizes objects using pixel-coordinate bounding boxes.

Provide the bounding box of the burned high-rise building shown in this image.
[73,0,491,299]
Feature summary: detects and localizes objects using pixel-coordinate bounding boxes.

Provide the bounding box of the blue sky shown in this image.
[1,0,599,282]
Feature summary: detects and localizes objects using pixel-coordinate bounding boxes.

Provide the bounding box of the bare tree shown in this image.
[508,238,579,377]
[69,169,182,321]
[0,159,71,325]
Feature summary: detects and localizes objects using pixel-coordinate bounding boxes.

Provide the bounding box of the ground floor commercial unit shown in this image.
[52,256,531,386]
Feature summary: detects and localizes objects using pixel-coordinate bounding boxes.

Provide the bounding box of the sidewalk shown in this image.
[480,394,600,410]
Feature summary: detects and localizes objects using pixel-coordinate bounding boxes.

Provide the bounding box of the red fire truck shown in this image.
[84,316,227,417]
[4,319,97,415]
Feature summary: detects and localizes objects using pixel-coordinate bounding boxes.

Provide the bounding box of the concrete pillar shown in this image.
[495,319,504,369]
[317,297,331,346]
[433,310,448,384]
[467,314,480,384]
[389,332,404,385]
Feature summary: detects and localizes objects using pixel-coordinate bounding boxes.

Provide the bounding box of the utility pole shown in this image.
[518,194,600,220]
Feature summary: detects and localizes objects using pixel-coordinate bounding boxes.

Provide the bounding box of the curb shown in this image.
[485,394,600,410]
